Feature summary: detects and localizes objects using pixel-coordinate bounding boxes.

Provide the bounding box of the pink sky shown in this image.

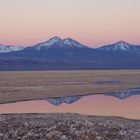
[0,0,140,47]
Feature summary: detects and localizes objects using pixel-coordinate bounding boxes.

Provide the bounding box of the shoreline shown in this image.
[0,92,99,105]
[0,112,140,121]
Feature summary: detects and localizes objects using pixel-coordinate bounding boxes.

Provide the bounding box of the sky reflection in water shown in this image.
[0,87,140,120]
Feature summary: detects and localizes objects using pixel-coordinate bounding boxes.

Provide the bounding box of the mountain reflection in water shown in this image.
[0,87,140,119]
[46,87,140,105]
[104,87,140,99]
[47,96,81,106]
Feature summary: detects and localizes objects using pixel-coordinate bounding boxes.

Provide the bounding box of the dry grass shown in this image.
[0,70,140,104]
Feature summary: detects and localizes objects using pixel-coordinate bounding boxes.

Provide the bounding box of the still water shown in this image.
[0,87,140,120]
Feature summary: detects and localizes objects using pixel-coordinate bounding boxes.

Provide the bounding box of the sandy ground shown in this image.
[0,70,140,104]
[0,113,140,140]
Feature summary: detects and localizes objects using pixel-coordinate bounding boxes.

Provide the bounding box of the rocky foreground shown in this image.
[0,113,140,140]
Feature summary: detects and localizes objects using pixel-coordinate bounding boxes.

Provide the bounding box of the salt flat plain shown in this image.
[0,70,140,104]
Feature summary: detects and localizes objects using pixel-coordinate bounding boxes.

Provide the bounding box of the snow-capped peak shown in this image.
[99,41,137,51]
[0,44,23,53]
[33,37,86,50]
[45,36,62,46]
[61,38,86,48]
[113,41,131,50]
[34,36,62,50]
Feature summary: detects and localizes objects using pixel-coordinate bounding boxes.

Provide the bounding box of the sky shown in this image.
[0,0,140,48]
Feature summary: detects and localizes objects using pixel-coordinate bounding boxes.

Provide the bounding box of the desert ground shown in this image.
[0,113,140,140]
[0,70,140,104]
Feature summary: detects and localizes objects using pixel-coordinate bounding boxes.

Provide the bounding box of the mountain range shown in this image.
[0,36,140,70]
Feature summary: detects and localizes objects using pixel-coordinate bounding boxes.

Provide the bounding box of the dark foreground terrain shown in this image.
[0,113,140,140]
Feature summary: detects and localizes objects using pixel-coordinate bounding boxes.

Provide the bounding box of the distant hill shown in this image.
[0,36,140,70]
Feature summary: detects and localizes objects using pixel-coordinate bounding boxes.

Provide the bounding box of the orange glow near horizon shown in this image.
[0,0,140,47]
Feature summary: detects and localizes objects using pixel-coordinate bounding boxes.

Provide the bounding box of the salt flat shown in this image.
[0,70,140,104]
